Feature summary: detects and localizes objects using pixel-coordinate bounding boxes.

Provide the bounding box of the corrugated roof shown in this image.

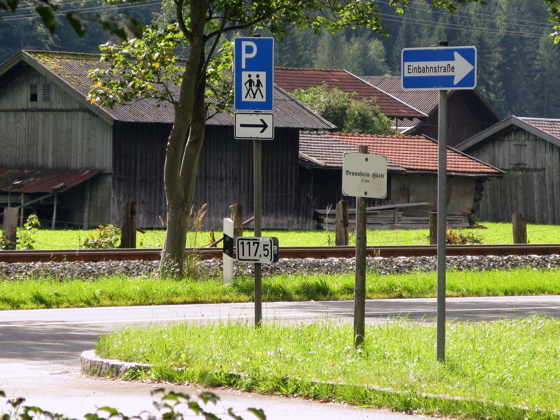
[519,117,560,140]
[300,132,502,176]
[456,115,560,152]
[0,167,100,193]
[18,51,334,130]
[275,67,427,120]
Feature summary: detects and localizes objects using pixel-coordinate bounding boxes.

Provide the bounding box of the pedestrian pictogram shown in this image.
[243,72,266,101]
[234,37,274,111]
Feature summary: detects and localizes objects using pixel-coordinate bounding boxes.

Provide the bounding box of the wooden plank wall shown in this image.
[112,122,169,228]
[411,92,497,147]
[467,128,560,224]
[0,68,112,171]
[194,126,301,230]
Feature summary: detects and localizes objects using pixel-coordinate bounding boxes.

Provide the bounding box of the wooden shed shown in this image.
[300,131,503,227]
[362,76,501,147]
[0,50,334,230]
[456,116,560,224]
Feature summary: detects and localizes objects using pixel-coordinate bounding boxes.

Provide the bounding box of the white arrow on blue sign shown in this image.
[234,37,275,111]
[401,46,476,90]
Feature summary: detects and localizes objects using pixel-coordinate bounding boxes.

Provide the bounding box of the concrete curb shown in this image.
[81,350,150,377]
[81,351,557,420]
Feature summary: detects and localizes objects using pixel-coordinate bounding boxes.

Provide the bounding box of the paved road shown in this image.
[1,296,559,419]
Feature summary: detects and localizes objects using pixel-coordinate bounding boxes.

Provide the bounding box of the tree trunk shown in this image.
[160,0,208,277]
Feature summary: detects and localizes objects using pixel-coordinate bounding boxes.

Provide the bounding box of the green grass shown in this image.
[96,317,560,420]
[2,222,560,249]
[1,268,559,310]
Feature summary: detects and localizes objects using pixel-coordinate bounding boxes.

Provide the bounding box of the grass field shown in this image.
[1,268,559,310]
[96,317,560,420]
[2,221,560,249]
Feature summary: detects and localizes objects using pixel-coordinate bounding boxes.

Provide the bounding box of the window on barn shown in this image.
[42,84,51,102]
[30,84,38,102]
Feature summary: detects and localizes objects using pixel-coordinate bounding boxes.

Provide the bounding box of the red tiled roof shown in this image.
[519,118,560,140]
[299,131,404,171]
[300,132,502,176]
[275,67,427,120]
[0,167,100,193]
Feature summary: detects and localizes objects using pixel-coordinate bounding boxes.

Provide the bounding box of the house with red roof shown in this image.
[456,116,560,224]
[300,131,503,226]
[275,67,428,124]
[362,76,501,147]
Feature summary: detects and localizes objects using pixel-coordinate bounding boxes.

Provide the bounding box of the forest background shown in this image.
[0,0,558,121]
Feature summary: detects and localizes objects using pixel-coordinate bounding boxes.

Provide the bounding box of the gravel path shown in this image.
[1,254,559,280]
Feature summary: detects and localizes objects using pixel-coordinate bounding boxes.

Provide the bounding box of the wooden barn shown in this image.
[456,116,560,224]
[362,76,501,147]
[299,131,503,227]
[0,50,334,230]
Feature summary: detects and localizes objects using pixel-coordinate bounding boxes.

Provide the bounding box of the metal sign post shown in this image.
[254,139,262,326]
[437,87,448,362]
[234,36,275,328]
[401,41,477,362]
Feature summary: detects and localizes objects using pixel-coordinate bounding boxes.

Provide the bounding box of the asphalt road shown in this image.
[1,296,560,419]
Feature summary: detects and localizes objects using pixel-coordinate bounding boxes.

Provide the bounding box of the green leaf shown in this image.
[124,16,143,39]
[227,407,244,420]
[6,0,19,11]
[198,392,220,405]
[65,11,86,37]
[35,5,56,35]
[247,408,266,420]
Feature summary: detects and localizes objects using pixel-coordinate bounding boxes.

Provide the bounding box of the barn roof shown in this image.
[0,167,100,193]
[275,67,427,120]
[300,131,503,177]
[0,50,335,130]
[456,115,560,152]
[361,75,501,129]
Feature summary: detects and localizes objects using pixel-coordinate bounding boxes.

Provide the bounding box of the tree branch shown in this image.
[197,4,229,90]
[174,0,191,42]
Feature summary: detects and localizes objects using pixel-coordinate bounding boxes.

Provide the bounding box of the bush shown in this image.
[446,228,483,245]
[0,388,265,420]
[80,225,120,249]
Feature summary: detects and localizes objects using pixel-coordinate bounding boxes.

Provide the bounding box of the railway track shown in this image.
[1,244,560,263]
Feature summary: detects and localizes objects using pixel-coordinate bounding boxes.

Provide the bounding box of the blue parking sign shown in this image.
[234,37,274,111]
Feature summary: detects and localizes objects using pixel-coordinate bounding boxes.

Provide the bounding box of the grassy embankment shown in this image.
[96,317,560,420]
[1,268,559,310]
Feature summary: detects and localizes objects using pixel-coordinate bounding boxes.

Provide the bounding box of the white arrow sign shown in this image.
[404,51,474,85]
[235,113,274,140]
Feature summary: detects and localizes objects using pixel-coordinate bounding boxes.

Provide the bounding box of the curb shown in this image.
[81,351,558,420]
[80,350,150,377]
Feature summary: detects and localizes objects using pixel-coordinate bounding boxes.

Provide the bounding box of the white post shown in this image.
[223,218,234,285]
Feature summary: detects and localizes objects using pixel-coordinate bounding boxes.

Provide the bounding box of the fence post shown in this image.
[120,199,137,248]
[429,211,438,245]
[3,207,19,247]
[354,145,368,349]
[335,200,348,246]
[229,203,243,239]
[223,218,234,285]
[512,210,528,244]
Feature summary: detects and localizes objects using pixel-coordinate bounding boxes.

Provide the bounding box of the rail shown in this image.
[1,244,560,263]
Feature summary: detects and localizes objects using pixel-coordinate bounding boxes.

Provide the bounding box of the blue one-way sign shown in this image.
[234,37,274,111]
[401,46,476,90]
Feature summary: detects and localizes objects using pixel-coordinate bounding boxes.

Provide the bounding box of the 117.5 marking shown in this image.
[235,237,278,263]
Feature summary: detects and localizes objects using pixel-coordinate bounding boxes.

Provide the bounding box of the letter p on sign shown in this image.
[242,41,257,68]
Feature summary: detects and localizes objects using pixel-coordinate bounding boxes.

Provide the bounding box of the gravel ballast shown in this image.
[1,254,559,280]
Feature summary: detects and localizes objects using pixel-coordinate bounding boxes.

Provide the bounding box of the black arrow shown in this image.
[240,118,268,133]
